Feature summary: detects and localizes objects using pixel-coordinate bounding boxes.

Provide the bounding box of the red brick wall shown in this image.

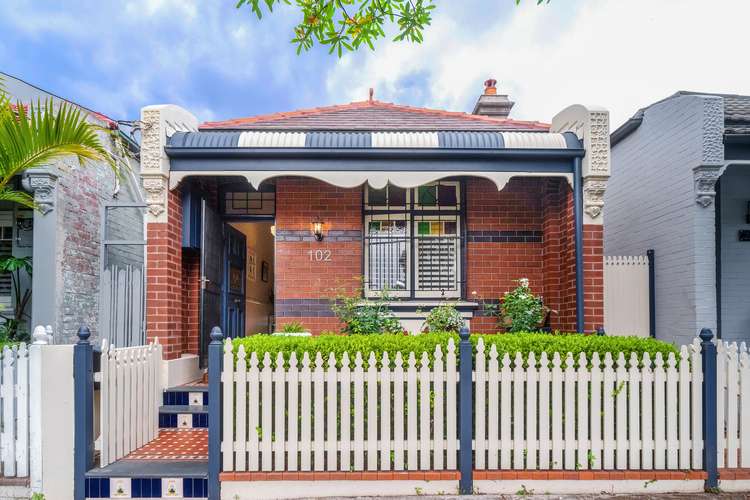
[466,178,546,333]
[274,177,363,334]
[146,190,185,359]
[181,250,200,355]
[583,224,604,332]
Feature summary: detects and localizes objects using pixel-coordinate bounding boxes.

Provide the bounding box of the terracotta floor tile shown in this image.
[123,429,208,460]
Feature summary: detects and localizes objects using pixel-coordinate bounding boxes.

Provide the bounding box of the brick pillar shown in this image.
[583,224,604,332]
[145,190,185,359]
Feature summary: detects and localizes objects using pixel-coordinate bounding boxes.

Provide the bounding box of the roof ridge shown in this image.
[200,99,549,130]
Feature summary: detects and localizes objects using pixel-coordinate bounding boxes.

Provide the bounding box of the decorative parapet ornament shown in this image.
[693,164,724,207]
[139,105,199,223]
[22,169,58,215]
[551,104,611,224]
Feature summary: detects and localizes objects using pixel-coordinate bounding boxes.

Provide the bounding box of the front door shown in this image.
[199,201,224,368]
[223,225,246,339]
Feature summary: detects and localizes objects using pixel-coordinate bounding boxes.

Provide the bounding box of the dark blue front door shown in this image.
[223,225,246,339]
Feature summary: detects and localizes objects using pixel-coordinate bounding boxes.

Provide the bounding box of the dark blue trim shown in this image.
[166,146,584,162]
[573,158,584,333]
[169,156,578,175]
[74,326,94,500]
[647,249,656,338]
[700,328,718,490]
[438,131,503,149]
[208,327,224,500]
[169,131,241,148]
[562,131,583,149]
[305,131,371,148]
[458,327,473,495]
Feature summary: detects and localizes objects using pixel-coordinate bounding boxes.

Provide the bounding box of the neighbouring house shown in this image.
[0,72,145,345]
[607,91,750,346]
[140,80,611,385]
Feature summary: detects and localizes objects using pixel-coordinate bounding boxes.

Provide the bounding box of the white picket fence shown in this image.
[717,340,750,469]
[0,344,29,477]
[220,337,750,473]
[99,339,162,467]
[604,255,650,336]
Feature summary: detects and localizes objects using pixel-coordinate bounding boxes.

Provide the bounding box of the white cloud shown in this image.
[326,0,750,129]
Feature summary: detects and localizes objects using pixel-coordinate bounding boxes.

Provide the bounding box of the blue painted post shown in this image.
[458,327,473,495]
[73,326,94,500]
[700,328,718,491]
[573,157,585,333]
[208,326,224,500]
[647,249,656,338]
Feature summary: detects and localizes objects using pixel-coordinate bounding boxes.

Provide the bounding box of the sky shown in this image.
[1,0,749,130]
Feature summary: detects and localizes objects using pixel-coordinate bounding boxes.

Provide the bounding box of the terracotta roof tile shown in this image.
[200,100,549,132]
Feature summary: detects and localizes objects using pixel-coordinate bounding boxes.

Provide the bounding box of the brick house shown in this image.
[139,81,611,385]
[1,72,144,345]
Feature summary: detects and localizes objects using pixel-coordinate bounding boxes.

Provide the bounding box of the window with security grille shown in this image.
[0,213,13,314]
[364,182,462,299]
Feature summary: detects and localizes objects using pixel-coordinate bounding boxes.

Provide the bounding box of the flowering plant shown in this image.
[493,278,545,332]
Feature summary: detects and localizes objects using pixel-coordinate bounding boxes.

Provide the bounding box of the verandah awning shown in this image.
[165,130,584,190]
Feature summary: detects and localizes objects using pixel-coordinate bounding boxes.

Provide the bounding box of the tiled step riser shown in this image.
[86,477,208,499]
[163,391,208,407]
[159,413,208,429]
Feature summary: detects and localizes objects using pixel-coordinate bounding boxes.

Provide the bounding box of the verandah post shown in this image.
[458,327,473,494]
[700,328,718,491]
[208,326,224,500]
[647,249,656,338]
[73,326,94,500]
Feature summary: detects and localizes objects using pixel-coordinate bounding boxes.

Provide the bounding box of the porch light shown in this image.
[312,218,324,241]
[270,225,276,237]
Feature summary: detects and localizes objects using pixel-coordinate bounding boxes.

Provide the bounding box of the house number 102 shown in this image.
[308,249,332,262]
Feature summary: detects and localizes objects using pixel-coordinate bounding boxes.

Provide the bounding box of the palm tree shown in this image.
[0,77,117,208]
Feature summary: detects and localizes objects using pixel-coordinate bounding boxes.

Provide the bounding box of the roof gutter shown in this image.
[610,115,643,148]
[164,146,585,161]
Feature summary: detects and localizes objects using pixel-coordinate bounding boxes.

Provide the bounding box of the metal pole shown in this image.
[208,326,224,500]
[573,158,585,333]
[458,327,473,495]
[647,249,656,338]
[73,326,93,500]
[700,328,718,491]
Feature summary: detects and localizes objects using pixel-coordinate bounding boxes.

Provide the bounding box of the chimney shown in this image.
[472,78,514,119]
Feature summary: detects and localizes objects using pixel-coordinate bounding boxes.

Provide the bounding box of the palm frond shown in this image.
[0,98,117,192]
[0,187,36,209]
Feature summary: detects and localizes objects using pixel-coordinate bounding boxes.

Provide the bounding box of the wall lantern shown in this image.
[270,224,276,237]
[312,217,324,241]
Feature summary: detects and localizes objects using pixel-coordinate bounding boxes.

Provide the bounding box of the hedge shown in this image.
[232,332,679,368]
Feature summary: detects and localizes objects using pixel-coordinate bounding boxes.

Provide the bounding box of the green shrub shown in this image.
[423,303,465,333]
[280,321,306,333]
[492,278,545,332]
[233,332,678,368]
[330,286,402,335]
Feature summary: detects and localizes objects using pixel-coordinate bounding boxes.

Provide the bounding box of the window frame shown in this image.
[363,180,465,300]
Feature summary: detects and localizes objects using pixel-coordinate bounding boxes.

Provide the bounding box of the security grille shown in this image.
[364,182,462,299]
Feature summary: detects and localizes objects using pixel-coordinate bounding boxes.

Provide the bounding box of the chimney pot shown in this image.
[484,79,497,95]
[472,78,514,119]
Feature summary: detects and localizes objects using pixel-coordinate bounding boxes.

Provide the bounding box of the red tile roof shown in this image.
[200,99,549,132]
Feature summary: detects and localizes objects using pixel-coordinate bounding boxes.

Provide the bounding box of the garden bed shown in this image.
[232,332,678,367]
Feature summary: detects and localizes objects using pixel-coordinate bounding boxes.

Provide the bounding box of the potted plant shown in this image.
[485,278,555,332]
[0,256,32,342]
[272,320,311,337]
[422,302,465,333]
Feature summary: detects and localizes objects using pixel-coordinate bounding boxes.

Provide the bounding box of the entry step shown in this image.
[159,405,208,429]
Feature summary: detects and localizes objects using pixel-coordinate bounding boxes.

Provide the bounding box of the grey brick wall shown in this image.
[605,94,724,346]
